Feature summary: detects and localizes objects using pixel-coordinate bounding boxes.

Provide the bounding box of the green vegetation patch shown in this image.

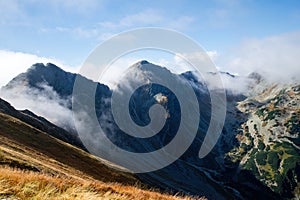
[264,109,281,121]
[267,151,280,170]
[255,108,265,117]
[284,113,300,135]
[258,140,265,151]
[256,151,267,165]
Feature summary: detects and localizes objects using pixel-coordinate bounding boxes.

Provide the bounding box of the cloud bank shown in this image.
[0,82,74,131]
[222,31,300,83]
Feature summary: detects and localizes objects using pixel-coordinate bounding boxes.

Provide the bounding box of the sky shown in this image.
[0,0,300,86]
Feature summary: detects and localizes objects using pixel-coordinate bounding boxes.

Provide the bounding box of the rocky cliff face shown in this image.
[228,83,300,198]
[1,62,299,199]
[1,63,111,132]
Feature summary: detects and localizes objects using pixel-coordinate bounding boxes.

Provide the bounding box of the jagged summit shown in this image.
[29,62,61,71]
[3,63,76,98]
[25,63,67,80]
[130,60,173,76]
[26,62,69,77]
[131,60,155,69]
[138,60,150,65]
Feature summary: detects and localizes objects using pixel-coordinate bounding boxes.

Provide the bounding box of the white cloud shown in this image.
[51,9,193,41]
[173,50,219,72]
[40,9,195,41]
[1,82,74,130]
[203,72,254,95]
[98,49,217,87]
[224,31,300,83]
[99,57,145,88]
[50,0,99,9]
[56,26,99,38]
[0,0,104,26]
[167,16,195,31]
[0,49,79,87]
[98,9,195,35]
[119,9,163,27]
[99,9,163,30]
[34,0,103,15]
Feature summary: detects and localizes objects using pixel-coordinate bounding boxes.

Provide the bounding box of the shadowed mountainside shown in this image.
[1,62,299,199]
[0,98,204,200]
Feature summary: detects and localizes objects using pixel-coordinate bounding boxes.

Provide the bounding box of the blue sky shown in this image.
[0,0,300,86]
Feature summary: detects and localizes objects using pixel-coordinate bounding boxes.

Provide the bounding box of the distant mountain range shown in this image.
[1,62,299,199]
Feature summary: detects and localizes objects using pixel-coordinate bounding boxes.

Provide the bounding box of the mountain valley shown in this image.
[0,62,299,199]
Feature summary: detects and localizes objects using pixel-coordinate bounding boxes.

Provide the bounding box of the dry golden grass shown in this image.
[0,112,138,184]
[0,166,204,200]
[0,112,205,200]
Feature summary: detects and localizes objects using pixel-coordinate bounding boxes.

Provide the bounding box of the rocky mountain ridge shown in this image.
[1,62,299,199]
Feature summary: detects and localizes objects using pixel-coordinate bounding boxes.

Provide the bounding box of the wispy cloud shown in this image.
[98,9,195,33]
[55,27,99,38]
[0,0,104,26]
[48,9,195,41]
[0,50,79,87]
[1,82,74,130]
[99,9,163,29]
[119,9,163,27]
[222,31,300,83]
[28,0,104,16]
[167,16,194,31]
[47,0,103,13]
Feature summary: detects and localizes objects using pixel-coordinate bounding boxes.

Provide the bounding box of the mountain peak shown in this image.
[138,60,150,65]
[46,62,61,69]
[3,62,77,98]
[131,60,151,68]
[28,63,62,73]
[130,60,172,75]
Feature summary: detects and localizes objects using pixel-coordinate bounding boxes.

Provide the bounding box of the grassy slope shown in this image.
[0,112,203,200]
[0,167,200,200]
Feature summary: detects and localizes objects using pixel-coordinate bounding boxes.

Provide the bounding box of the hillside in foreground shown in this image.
[0,99,203,200]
